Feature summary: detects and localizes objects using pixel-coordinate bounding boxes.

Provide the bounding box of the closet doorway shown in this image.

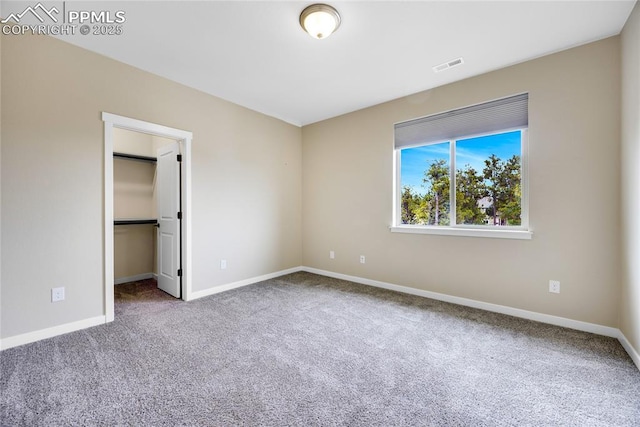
[103,113,193,322]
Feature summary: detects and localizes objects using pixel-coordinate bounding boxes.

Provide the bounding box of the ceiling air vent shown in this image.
[433,57,464,73]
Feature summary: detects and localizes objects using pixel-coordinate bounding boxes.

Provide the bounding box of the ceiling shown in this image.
[8,0,637,126]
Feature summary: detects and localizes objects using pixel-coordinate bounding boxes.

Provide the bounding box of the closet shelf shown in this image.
[114,219,158,226]
[113,152,157,163]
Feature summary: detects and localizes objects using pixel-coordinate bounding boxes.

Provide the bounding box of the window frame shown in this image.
[391,127,532,240]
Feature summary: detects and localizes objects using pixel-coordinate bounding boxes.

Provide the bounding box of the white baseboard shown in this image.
[302,267,620,338]
[5,267,639,373]
[0,268,303,351]
[188,266,303,301]
[114,272,155,285]
[303,267,640,370]
[0,315,106,351]
[617,331,640,371]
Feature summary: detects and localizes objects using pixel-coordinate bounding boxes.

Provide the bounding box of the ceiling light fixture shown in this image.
[300,4,341,40]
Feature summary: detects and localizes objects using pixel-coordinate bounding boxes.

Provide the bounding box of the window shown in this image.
[392,94,531,239]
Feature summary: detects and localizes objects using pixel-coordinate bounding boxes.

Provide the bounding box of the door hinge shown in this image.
[177,211,182,220]
[177,154,182,162]
[177,269,182,277]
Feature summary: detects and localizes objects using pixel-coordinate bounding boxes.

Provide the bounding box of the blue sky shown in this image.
[401,130,521,195]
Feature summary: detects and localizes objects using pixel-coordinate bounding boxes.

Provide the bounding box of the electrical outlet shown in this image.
[360,255,366,264]
[329,251,335,259]
[51,287,65,302]
[220,259,227,270]
[549,280,560,294]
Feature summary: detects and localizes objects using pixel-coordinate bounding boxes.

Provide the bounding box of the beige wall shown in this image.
[113,128,175,158]
[113,158,155,219]
[0,19,633,344]
[302,37,621,327]
[0,33,302,338]
[114,226,155,280]
[113,156,156,280]
[113,127,155,157]
[111,129,177,281]
[621,4,640,356]
[0,28,3,330]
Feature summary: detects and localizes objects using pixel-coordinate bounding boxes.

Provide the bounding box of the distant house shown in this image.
[478,196,493,211]
[477,196,498,225]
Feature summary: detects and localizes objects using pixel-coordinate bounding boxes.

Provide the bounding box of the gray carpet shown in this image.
[1,272,639,426]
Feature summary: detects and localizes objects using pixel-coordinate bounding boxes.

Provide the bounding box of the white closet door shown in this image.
[156,142,181,298]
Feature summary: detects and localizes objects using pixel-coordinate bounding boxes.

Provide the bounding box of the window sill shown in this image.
[389,225,533,240]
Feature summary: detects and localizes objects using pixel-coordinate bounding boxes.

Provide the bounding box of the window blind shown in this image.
[394,93,528,149]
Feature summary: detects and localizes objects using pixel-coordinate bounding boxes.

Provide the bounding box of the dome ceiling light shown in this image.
[299,4,341,39]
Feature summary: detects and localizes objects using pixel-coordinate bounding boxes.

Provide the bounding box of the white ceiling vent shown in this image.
[433,57,464,73]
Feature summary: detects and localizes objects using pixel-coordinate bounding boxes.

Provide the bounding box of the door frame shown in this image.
[102,112,193,322]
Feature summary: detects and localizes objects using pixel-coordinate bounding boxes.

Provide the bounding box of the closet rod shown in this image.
[113,152,157,163]
[114,219,158,226]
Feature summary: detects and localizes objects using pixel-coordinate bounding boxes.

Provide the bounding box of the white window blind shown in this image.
[394,93,528,149]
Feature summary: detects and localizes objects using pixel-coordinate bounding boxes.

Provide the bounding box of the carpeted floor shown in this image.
[1,272,640,426]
